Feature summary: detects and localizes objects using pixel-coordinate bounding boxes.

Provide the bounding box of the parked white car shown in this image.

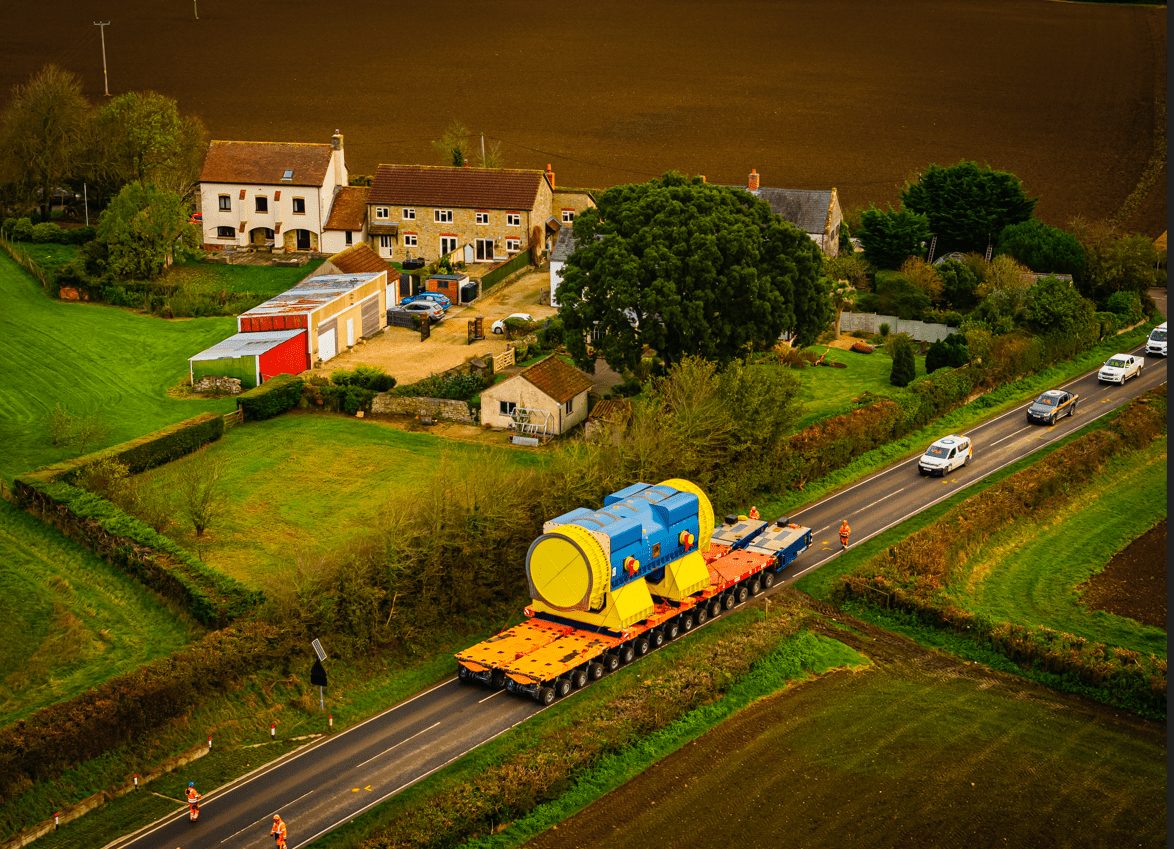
[1145,322,1166,357]
[1097,353,1142,384]
[918,434,972,477]
[491,313,535,334]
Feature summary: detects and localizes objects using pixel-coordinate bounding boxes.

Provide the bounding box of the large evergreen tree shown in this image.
[557,173,829,373]
[902,161,1036,254]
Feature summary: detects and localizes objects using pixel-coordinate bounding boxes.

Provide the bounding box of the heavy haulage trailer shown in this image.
[456,479,812,704]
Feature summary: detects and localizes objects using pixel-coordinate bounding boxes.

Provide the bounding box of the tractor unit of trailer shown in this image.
[456,478,812,704]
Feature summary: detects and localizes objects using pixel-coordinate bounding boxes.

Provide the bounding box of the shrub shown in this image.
[332,366,396,392]
[238,374,304,420]
[889,335,916,386]
[536,315,564,348]
[31,222,62,243]
[1105,291,1144,325]
[1094,311,1119,338]
[925,333,970,373]
[878,322,890,337]
[10,217,35,241]
[393,371,487,401]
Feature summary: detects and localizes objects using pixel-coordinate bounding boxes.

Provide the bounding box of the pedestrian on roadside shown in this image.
[839,519,851,551]
[271,814,287,849]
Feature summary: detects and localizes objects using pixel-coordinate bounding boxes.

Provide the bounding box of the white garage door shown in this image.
[318,327,337,362]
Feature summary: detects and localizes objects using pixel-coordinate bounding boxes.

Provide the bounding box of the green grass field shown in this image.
[0,253,237,480]
[953,437,1166,657]
[0,499,196,726]
[14,243,80,279]
[790,343,922,430]
[164,257,324,297]
[133,413,544,591]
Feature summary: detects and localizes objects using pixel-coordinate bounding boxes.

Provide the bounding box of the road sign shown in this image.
[310,658,328,687]
[311,638,327,662]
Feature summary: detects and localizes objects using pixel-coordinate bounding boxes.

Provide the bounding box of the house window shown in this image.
[435,209,453,223]
[255,196,269,213]
[403,234,418,247]
[506,213,521,226]
[292,197,306,215]
[499,400,517,416]
[218,194,231,211]
[281,168,294,181]
[375,206,389,220]
[506,237,521,253]
[440,236,458,256]
[216,226,235,238]
[475,212,489,225]
[379,235,392,248]
[345,231,353,245]
[562,209,575,223]
[402,208,415,220]
[565,398,573,414]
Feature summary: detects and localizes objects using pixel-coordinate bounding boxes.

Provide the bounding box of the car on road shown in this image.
[1026,389,1078,425]
[491,313,535,334]
[1145,322,1167,357]
[1097,353,1142,384]
[389,300,445,322]
[400,292,452,310]
[918,434,972,477]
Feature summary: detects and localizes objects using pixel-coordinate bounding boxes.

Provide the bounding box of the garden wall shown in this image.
[840,311,953,342]
[371,395,477,424]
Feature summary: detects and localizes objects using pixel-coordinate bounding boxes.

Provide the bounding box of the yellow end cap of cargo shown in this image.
[527,524,609,611]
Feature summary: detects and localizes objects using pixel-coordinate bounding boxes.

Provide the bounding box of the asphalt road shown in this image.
[113,334,1166,849]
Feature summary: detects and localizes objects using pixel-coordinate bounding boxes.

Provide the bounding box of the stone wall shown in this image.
[371,395,477,424]
[839,311,954,343]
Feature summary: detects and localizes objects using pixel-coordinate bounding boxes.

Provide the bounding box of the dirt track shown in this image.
[1,0,1164,233]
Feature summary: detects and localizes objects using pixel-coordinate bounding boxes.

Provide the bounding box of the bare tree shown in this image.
[431,120,470,167]
[180,448,227,537]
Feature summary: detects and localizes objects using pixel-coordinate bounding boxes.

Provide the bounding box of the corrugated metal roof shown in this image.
[200,140,334,187]
[240,272,383,318]
[370,164,545,210]
[190,329,304,362]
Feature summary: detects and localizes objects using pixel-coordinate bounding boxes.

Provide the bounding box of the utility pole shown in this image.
[480,133,486,167]
[93,21,110,96]
[193,0,199,20]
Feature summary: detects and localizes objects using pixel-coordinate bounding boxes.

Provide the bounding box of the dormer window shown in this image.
[281,168,294,182]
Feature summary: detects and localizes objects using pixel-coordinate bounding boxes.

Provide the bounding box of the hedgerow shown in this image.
[237,373,304,420]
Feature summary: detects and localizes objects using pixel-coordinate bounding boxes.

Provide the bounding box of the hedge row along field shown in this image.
[838,388,1167,718]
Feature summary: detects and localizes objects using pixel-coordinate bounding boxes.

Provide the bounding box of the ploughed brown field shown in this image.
[1,0,1165,234]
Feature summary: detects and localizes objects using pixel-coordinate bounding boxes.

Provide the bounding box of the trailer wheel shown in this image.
[762,570,777,590]
[588,662,605,680]
[555,677,573,698]
[604,652,621,672]
[619,643,636,665]
[708,598,723,618]
[681,612,696,632]
[722,591,736,611]
[749,576,763,596]
[650,629,666,648]
[695,605,709,625]
[457,665,471,682]
[666,620,682,641]
[571,667,589,689]
[635,636,651,656]
[735,584,750,606]
[537,686,556,706]
[490,669,506,689]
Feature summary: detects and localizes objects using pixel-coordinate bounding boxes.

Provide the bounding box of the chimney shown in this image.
[331,129,347,186]
[545,163,555,190]
[748,168,760,191]
[331,129,343,150]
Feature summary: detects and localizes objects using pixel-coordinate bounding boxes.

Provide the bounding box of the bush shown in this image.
[31,222,62,243]
[393,370,488,401]
[10,217,34,241]
[1105,291,1144,325]
[332,365,396,392]
[537,315,564,348]
[878,322,890,337]
[889,335,916,386]
[925,333,970,373]
[238,374,304,420]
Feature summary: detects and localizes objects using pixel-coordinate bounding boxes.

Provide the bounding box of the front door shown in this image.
[475,238,495,261]
[296,229,311,251]
[440,236,458,257]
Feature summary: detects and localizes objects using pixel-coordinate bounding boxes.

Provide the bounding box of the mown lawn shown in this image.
[953,436,1166,657]
[0,499,197,726]
[164,257,324,297]
[790,342,923,430]
[13,242,80,279]
[133,413,545,591]
[0,253,236,480]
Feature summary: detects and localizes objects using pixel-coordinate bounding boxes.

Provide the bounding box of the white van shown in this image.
[1145,322,1167,357]
[918,434,972,477]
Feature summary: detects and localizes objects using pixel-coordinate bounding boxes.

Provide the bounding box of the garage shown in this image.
[189,330,308,389]
[318,320,338,362]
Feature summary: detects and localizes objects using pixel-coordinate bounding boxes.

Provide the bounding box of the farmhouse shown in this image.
[737,169,843,257]
[238,271,387,366]
[197,131,349,253]
[366,163,596,266]
[480,355,593,437]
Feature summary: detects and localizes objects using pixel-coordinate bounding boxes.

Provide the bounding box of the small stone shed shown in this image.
[480,355,593,436]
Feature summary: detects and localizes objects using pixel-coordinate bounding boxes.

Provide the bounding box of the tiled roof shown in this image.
[551,226,577,262]
[240,273,383,318]
[749,187,833,234]
[190,330,305,361]
[324,186,369,230]
[327,243,398,279]
[586,398,630,422]
[370,164,546,210]
[520,355,593,404]
[200,140,334,187]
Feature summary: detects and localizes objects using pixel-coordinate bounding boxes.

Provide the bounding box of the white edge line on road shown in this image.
[289,708,540,849]
[788,346,1150,521]
[352,722,440,771]
[478,689,507,704]
[852,487,905,517]
[102,678,460,849]
[783,382,1163,582]
[220,786,319,844]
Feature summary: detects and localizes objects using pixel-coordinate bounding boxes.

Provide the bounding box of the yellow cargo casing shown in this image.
[528,579,654,630]
[658,478,715,552]
[527,524,610,612]
[646,548,710,601]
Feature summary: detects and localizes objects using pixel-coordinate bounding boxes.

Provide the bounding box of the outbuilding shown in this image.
[189,329,308,389]
[480,355,593,437]
[237,271,387,366]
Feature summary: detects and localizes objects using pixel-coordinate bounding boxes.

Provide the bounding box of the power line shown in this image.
[92,21,110,96]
